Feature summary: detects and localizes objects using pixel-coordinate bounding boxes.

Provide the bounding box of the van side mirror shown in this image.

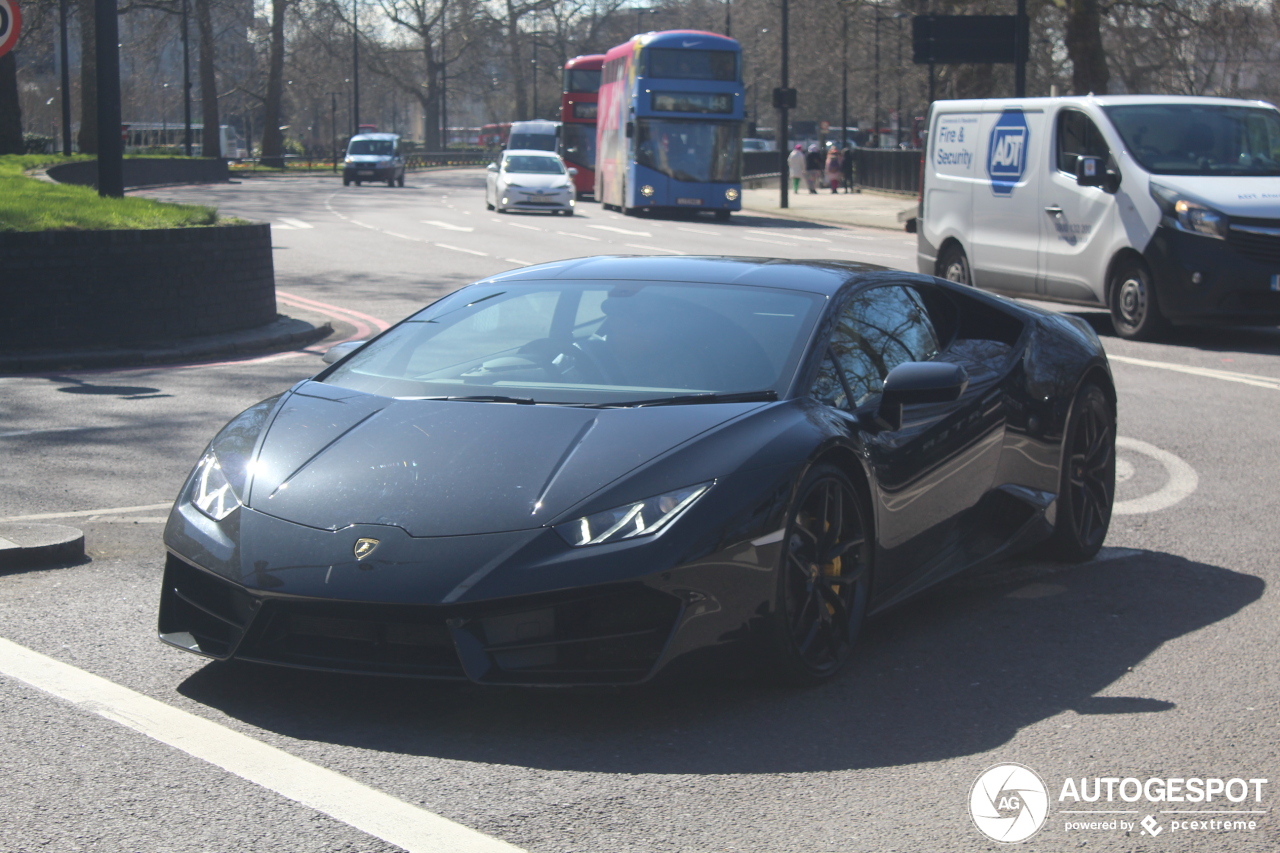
[567,167,578,176]
[1076,155,1121,193]
[487,162,499,172]
[870,362,969,431]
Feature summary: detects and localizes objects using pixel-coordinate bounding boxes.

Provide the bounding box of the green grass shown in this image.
[0,155,222,232]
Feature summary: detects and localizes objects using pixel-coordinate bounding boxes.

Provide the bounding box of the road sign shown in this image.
[0,0,21,59]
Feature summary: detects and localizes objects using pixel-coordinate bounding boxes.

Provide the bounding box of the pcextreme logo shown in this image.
[969,764,1270,843]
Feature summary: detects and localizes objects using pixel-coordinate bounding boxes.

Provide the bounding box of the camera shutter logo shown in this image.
[969,763,1050,842]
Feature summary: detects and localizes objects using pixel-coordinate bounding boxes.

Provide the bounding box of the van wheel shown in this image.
[937,244,972,286]
[397,174,405,187]
[1109,258,1167,341]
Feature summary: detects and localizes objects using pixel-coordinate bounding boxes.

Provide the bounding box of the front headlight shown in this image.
[725,187,740,201]
[1151,183,1228,239]
[189,450,242,521]
[555,482,711,547]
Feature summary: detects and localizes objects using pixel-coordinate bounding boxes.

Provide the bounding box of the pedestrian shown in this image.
[841,145,855,193]
[804,144,822,194]
[787,144,805,193]
[826,146,842,193]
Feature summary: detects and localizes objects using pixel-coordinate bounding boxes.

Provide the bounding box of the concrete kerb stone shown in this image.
[0,314,333,374]
[0,524,86,570]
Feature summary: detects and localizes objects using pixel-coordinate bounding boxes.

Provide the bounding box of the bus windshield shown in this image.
[561,123,596,169]
[636,119,742,183]
[565,69,601,93]
[647,48,738,81]
[1103,104,1280,176]
[348,139,394,156]
[508,133,557,152]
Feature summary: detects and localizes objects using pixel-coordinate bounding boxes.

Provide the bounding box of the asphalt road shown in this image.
[1,170,1278,853]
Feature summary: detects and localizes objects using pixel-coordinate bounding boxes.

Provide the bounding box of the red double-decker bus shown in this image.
[559,54,605,199]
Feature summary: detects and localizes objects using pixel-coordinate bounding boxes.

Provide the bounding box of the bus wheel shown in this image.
[354,180,362,187]
[715,210,731,222]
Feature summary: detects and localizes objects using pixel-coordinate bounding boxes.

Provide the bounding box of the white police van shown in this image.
[916,96,1280,339]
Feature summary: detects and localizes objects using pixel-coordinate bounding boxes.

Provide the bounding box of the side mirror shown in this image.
[873,361,969,431]
[567,167,578,176]
[487,162,499,172]
[322,340,366,364]
[1075,155,1121,193]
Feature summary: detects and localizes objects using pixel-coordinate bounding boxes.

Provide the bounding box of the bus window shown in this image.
[564,68,601,93]
[647,49,738,82]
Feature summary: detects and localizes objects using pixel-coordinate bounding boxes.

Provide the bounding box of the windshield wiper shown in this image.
[411,394,540,405]
[586,390,779,409]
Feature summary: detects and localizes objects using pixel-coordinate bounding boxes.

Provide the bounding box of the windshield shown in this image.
[1103,104,1280,176]
[321,281,825,404]
[508,132,557,151]
[561,123,596,168]
[503,155,565,174]
[348,139,394,156]
[647,48,738,82]
[565,69,601,93]
[636,119,743,183]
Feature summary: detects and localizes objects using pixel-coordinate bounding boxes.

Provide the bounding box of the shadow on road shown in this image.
[177,550,1262,774]
[1047,307,1280,355]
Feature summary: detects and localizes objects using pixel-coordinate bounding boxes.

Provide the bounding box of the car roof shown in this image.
[502,149,562,158]
[931,95,1277,111]
[349,133,399,140]
[477,255,904,296]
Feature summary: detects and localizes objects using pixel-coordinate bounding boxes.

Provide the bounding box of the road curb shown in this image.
[0,523,86,570]
[0,314,333,374]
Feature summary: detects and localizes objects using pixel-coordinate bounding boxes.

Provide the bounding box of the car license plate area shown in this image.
[358,171,374,176]
[676,197,703,206]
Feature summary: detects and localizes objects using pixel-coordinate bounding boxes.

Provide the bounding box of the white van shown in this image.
[506,120,561,153]
[916,95,1280,339]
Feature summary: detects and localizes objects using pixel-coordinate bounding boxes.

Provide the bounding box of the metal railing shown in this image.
[742,147,923,195]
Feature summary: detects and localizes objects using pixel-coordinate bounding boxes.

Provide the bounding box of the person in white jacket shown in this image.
[786,144,805,193]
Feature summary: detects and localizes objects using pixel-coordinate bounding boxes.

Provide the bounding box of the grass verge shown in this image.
[0,155,221,232]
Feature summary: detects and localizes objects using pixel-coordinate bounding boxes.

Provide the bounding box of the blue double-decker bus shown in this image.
[596,30,744,219]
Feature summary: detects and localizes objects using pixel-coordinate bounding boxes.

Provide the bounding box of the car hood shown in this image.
[1146,174,1280,217]
[502,173,571,190]
[243,382,762,537]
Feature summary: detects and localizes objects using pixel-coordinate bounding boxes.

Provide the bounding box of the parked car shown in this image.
[342,133,405,187]
[486,149,577,215]
[159,256,1115,686]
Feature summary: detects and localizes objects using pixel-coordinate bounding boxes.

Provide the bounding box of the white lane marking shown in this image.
[437,243,489,257]
[0,503,172,522]
[589,225,652,237]
[504,258,534,266]
[759,231,830,243]
[278,218,313,230]
[738,235,795,247]
[1108,354,1280,392]
[678,226,716,236]
[624,243,685,255]
[422,220,474,232]
[827,246,910,260]
[1113,436,1199,515]
[560,232,601,241]
[505,222,542,231]
[0,638,525,853]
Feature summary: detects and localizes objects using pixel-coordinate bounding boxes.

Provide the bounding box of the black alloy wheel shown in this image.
[1041,384,1115,562]
[1109,258,1166,341]
[771,465,872,682]
[937,244,972,286]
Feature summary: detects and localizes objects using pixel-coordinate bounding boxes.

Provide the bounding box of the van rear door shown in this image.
[970,106,1047,295]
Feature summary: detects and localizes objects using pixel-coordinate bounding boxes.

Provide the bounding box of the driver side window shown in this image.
[1057,110,1111,175]
[810,285,940,410]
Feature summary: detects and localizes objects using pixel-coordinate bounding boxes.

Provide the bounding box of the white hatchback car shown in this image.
[486,150,577,215]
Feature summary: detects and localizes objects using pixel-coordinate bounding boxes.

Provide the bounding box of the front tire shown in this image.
[768,465,872,683]
[937,243,972,286]
[1109,258,1166,341]
[715,210,731,221]
[1040,383,1115,562]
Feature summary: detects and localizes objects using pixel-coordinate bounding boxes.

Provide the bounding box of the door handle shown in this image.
[1044,206,1064,216]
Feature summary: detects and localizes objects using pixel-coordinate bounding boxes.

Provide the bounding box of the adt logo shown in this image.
[970,763,1050,843]
[987,110,1029,196]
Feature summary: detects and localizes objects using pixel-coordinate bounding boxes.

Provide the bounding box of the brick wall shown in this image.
[0,224,276,352]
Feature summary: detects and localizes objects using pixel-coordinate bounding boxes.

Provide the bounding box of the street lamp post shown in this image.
[329,91,338,171]
[58,0,72,154]
[840,5,847,149]
[352,0,360,134]
[531,43,537,120]
[873,9,880,148]
[181,0,192,156]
